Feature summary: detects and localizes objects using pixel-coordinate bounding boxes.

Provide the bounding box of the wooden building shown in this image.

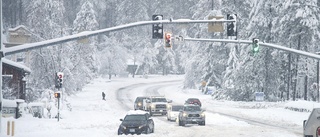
[2,58,31,100]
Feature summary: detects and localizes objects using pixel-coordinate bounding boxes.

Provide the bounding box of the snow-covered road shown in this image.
[0,75,310,137]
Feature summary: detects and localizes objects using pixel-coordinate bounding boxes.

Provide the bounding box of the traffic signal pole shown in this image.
[0,0,3,134]
[57,89,60,122]
[3,19,236,56]
[184,38,320,60]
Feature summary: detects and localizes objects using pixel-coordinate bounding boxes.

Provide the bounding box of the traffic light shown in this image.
[164,32,172,48]
[152,15,163,39]
[227,14,237,36]
[55,72,64,88]
[54,92,61,98]
[252,38,260,54]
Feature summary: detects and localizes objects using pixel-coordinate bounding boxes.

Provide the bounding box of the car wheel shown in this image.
[181,120,185,126]
[117,128,123,135]
[199,121,205,126]
[149,108,153,116]
[145,127,150,134]
[151,126,154,133]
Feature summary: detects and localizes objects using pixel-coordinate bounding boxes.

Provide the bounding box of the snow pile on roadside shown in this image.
[284,100,320,112]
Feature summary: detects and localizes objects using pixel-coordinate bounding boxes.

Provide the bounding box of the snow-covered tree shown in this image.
[98,35,128,79]
[69,1,99,90]
[23,0,66,101]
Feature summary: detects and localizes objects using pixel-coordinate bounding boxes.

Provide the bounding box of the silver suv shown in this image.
[303,108,320,137]
[178,105,205,126]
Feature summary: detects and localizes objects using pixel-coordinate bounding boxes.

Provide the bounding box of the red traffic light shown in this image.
[164,32,172,48]
[165,33,171,40]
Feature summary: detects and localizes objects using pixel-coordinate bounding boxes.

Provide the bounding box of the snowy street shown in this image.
[1,75,314,137]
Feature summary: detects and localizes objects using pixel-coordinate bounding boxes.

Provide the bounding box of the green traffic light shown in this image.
[252,38,259,55]
[253,44,259,53]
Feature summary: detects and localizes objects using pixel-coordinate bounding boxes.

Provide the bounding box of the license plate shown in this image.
[160,110,163,112]
[192,119,197,122]
[129,129,135,132]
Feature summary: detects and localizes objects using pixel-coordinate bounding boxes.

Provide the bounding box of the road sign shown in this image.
[208,16,224,32]
[255,92,264,102]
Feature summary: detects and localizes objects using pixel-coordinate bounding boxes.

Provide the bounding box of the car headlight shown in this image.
[151,105,156,109]
[120,125,127,129]
[183,113,188,117]
[138,102,142,106]
[200,112,205,117]
[139,124,147,129]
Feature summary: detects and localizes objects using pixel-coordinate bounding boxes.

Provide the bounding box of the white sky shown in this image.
[1,75,318,137]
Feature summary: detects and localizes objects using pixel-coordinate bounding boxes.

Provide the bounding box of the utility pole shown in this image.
[317,52,320,102]
[0,0,3,134]
[318,59,320,102]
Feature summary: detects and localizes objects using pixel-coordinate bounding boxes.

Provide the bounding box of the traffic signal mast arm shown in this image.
[184,38,320,60]
[3,19,235,56]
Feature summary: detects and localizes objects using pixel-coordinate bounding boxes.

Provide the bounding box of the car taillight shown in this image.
[317,127,320,136]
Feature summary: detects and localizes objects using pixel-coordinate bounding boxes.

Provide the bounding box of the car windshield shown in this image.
[151,98,167,102]
[124,115,146,121]
[184,106,201,111]
[172,106,184,111]
[188,99,199,102]
[135,97,146,102]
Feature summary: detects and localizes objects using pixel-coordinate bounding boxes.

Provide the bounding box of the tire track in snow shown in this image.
[116,80,181,111]
[162,83,303,137]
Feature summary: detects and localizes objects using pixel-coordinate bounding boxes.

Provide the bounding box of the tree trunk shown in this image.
[293,28,302,101]
[304,75,308,100]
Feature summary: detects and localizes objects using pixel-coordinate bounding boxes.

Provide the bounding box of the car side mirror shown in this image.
[167,100,172,103]
[120,119,123,121]
[303,120,306,129]
[202,108,206,111]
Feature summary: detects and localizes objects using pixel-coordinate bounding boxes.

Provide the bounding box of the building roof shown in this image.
[8,25,31,33]
[2,58,31,73]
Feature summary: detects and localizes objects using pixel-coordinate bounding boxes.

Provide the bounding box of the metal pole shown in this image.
[57,96,60,122]
[317,52,320,102]
[183,38,320,60]
[0,0,3,134]
[317,60,320,102]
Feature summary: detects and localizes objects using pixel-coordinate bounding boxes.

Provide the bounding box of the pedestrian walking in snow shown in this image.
[102,92,106,100]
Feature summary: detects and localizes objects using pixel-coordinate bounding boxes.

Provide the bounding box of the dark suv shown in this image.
[118,110,154,135]
[134,96,148,110]
[185,98,202,107]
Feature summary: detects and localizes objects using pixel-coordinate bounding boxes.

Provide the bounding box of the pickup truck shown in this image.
[143,96,172,116]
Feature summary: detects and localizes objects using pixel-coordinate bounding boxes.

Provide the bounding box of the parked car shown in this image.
[167,105,184,121]
[118,110,154,135]
[178,105,205,126]
[185,98,202,107]
[303,108,320,137]
[134,96,148,110]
